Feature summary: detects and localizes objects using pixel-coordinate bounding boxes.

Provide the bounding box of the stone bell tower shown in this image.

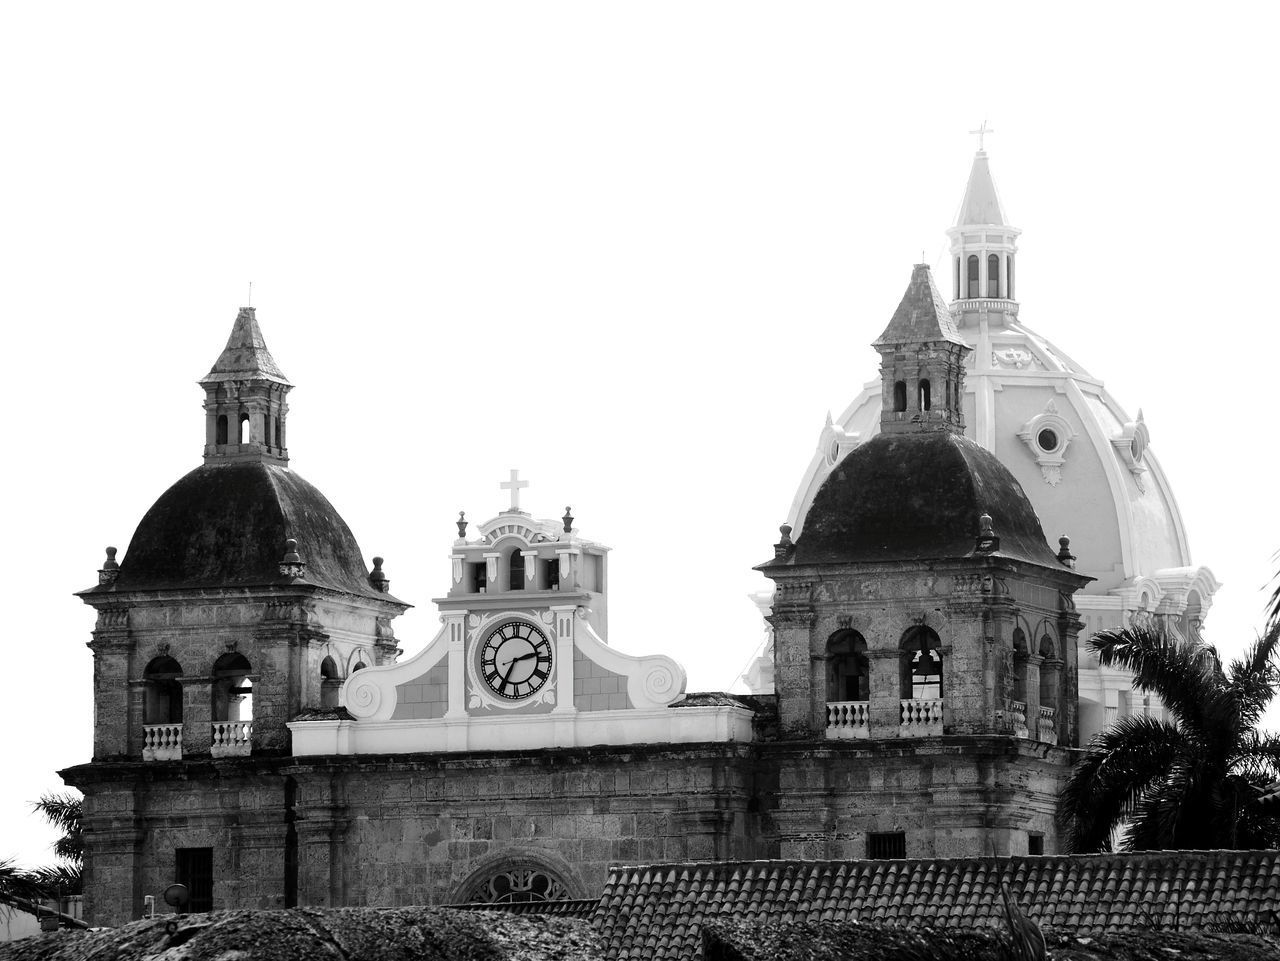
[757,263,1091,859]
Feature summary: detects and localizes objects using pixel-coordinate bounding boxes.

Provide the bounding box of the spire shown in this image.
[874,264,967,349]
[202,307,291,386]
[199,307,293,467]
[955,150,1007,227]
[875,265,971,435]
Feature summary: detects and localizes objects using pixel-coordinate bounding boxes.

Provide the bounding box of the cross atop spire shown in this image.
[969,120,994,152]
[500,469,529,512]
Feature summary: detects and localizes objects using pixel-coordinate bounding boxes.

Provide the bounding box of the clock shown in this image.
[479,621,553,700]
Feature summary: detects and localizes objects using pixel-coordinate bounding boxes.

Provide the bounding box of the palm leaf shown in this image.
[1089,627,1221,734]
[1056,714,1188,852]
[31,793,82,864]
[1226,621,1280,728]
[0,859,46,906]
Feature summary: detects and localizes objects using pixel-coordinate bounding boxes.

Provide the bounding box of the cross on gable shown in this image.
[499,469,529,511]
[969,120,994,152]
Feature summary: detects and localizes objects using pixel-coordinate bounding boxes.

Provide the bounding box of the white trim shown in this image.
[288,704,754,756]
[573,619,686,710]
[343,621,449,720]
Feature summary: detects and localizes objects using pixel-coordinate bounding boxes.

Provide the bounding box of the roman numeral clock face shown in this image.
[479,621,553,700]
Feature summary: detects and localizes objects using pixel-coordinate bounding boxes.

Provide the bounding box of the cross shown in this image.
[969,120,994,152]
[500,469,529,511]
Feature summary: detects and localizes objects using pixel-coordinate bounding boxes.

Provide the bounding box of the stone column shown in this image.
[89,609,132,760]
[867,649,903,737]
[181,676,214,755]
[770,612,817,736]
[292,774,348,908]
[79,788,143,926]
[1025,654,1043,732]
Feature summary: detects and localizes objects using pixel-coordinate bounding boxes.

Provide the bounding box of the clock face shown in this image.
[480,621,553,700]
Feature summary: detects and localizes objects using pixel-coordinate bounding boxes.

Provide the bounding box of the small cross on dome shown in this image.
[969,120,994,152]
[500,469,529,511]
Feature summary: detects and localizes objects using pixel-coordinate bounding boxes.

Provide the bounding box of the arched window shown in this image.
[212,652,252,722]
[264,414,273,448]
[893,381,907,412]
[216,415,229,445]
[352,661,367,673]
[900,626,942,700]
[919,379,931,411]
[1011,629,1028,703]
[509,550,526,591]
[320,656,341,710]
[459,859,575,905]
[1007,254,1014,299]
[826,630,869,702]
[1038,634,1058,706]
[143,655,184,724]
[954,256,961,300]
[238,413,251,444]
[967,255,979,298]
[987,253,1000,297]
[274,416,282,449]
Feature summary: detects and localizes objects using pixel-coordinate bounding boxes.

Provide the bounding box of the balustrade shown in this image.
[899,698,943,736]
[1008,700,1030,738]
[825,701,870,739]
[142,723,183,761]
[1038,705,1056,743]
[210,720,252,757]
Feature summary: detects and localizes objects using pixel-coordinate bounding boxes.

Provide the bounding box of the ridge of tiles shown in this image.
[595,851,1280,960]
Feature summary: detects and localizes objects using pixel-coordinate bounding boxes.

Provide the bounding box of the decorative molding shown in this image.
[1111,409,1151,492]
[1017,398,1076,486]
[452,556,464,585]
[818,413,861,468]
[991,345,1041,370]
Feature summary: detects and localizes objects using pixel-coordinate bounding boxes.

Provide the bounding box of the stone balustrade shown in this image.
[1038,705,1056,743]
[211,720,252,757]
[899,698,943,736]
[1009,700,1030,738]
[142,723,183,761]
[825,701,870,739]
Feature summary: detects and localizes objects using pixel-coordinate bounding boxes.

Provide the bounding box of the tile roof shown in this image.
[448,898,602,920]
[593,851,1280,960]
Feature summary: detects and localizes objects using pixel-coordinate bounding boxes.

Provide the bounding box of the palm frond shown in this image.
[1229,730,1280,783]
[0,859,46,905]
[1056,714,1188,853]
[1226,621,1280,728]
[31,793,83,864]
[1089,626,1221,733]
[23,863,82,898]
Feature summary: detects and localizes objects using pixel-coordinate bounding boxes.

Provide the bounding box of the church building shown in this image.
[64,147,1198,927]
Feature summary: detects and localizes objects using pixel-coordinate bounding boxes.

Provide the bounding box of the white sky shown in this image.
[3,2,1278,869]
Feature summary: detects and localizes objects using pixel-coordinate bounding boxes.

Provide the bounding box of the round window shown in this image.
[1037,428,1059,452]
[829,440,840,464]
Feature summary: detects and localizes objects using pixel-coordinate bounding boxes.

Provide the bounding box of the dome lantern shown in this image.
[946,146,1021,325]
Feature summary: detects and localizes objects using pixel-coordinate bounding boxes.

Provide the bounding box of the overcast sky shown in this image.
[3,3,1277,869]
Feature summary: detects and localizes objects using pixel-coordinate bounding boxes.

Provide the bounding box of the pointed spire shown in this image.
[201,307,291,387]
[874,264,967,349]
[955,150,1008,227]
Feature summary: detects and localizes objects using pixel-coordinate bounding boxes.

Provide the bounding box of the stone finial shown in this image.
[562,507,574,534]
[1057,535,1076,569]
[774,523,795,560]
[98,546,120,587]
[279,538,306,578]
[369,556,390,593]
[456,511,468,540]
[975,512,1000,553]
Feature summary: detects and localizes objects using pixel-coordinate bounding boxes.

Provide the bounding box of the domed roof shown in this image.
[780,431,1060,568]
[101,462,389,599]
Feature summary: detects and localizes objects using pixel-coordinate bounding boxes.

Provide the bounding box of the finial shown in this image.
[369,556,390,592]
[247,281,253,307]
[1057,535,1076,569]
[774,523,795,560]
[456,511,468,540]
[279,537,306,578]
[969,119,994,152]
[562,506,574,534]
[500,469,529,512]
[975,512,1000,553]
[98,546,120,587]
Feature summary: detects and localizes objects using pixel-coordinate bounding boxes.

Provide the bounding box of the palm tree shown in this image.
[1057,620,1280,852]
[0,859,46,908]
[32,793,83,866]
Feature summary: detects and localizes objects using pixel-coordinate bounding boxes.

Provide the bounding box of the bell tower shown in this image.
[873,263,970,435]
[946,136,1021,328]
[201,306,292,466]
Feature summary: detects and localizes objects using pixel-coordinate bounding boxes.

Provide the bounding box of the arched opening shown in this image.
[1011,629,1028,703]
[826,630,869,702]
[212,652,252,722]
[900,626,942,701]
[264,414,273,448]
[966,255,979,298]
[352,661,367,673]
[459,858,576,905]
[1007,254,1014,298]
[893,381,907,412]
[320,656,341,710]
[918,379,931,412]
[274,416,282,449]
[987,253,1000,297]
[954,256,961,299]
[1038,633,1060,742]
[215,415,229,445]
[508,549,526,591]
[238,413,251,444]
[143,655,184,724]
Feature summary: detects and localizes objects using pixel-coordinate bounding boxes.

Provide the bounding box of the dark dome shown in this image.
[107,462,386,598]
[784,431,1060,568]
